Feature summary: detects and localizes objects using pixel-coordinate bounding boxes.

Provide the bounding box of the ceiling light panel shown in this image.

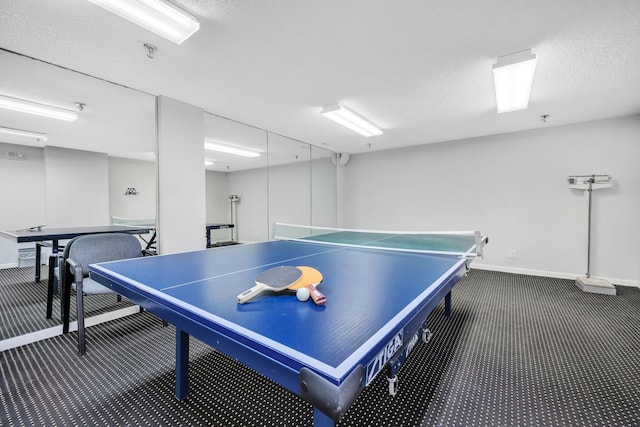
[321,104,383,137]
[0,94,77,122]
[493,49,537,113]
[87,0,200,44]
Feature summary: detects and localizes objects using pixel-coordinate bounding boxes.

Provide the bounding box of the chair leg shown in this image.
[46,282,54,319]
[77,285,86,356]
[46,255,57,319]
[62,259,73,335]
[51,260,58,295]
[35,243,42,283]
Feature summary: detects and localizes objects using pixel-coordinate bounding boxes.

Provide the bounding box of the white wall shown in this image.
[205,170,229,222]
[268,161,311,229]
[0,144,45,228]
[205,170,233,242]
[108,157,156,220]
[227,168,268,242]
[108,156,156,248]
[0,143,46,267]
[45,146,109,227]
[338,115,640,285]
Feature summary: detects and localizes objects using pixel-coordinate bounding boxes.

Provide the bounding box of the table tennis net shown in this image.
[273,223,487,258]
[111,216,156,227]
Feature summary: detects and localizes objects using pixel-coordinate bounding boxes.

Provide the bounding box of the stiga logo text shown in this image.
[365,331,403,386]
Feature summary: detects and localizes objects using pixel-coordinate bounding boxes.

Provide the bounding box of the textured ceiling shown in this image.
[0,0,639,161]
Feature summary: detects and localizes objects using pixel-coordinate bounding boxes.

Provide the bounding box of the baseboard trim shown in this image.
[472,263,639,288]
[0,262,19,269]
[0,305,141,352]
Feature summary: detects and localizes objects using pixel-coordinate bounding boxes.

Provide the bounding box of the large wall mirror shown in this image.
[204,114,338,246]
[267,133,311,230]
[0,50,156,343]
[0,49,337,348]
[204,112,268,243]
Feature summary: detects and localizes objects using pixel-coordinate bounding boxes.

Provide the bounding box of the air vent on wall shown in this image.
[6,151,26,161]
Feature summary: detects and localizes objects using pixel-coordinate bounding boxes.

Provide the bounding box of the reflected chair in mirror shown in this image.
[64,233,143,355]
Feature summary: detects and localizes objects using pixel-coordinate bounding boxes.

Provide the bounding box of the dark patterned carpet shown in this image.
[0,266,134,340]
[1,268,639,426]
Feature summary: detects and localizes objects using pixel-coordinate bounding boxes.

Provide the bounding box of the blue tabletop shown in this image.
[90,240,466,382]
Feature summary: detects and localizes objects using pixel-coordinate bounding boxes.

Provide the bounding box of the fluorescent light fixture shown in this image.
[0,95,77,122]
[321,104,383,137]
[204,140,261,158]
[87,0,200,44]
[493,49,537,113]
[0,126,48,142]
[204,160,214,166]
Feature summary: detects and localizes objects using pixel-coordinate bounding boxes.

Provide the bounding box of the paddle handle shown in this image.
[306,285,326,305]
[237,284,266,304]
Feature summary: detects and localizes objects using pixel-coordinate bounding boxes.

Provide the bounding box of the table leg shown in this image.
[313,407,335,427]
[176,328,190,400]
[36,240,59,283]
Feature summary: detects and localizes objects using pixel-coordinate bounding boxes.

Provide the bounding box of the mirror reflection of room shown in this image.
[0,49,157,343]
[0,49,338,347]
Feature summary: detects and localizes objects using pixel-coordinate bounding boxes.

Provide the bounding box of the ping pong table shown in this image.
[89,223,487,426]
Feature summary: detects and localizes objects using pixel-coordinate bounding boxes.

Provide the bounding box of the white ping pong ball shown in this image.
[296,287,310,302]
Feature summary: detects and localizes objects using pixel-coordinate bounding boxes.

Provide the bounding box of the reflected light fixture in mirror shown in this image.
[0,126,48,141]
[87,0,200,45]
[0,94,78,121]
[204,139,261,158]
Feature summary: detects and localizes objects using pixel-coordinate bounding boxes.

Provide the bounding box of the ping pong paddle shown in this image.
[237,266,303,304]
[288,266,326,305]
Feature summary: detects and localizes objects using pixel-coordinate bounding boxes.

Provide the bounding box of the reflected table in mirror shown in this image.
[206,223,236,248]
[0,225,155,284]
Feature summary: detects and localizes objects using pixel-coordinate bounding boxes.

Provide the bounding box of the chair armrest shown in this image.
[66,258,84,283]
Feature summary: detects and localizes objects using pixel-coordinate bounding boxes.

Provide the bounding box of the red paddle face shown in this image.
[288,266,326,305]
[288,266,323,289]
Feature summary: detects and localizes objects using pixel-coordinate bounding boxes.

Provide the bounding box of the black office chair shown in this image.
[64,233,143,355]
